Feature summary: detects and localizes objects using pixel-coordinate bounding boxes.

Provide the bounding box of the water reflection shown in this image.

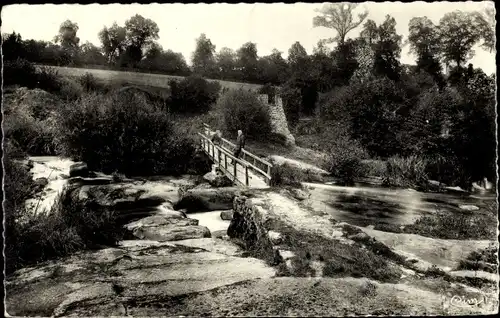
[304,183,496,227]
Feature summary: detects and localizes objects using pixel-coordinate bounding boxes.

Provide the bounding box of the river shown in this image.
[303,182,496,227]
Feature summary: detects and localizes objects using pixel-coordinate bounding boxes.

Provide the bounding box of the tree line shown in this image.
[2,4,494,87]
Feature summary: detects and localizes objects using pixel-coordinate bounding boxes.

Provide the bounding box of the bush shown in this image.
[382,156,428,189]
[36,66,62,93]
[3,58,38,88]
[218,88,272,140]
[55,90,198,176]
[168,75,221,114]
[270,163,304,188]
[3,88,59,155]
[79,72,103,92]
[325,133,368,186]
[5,185,125,275]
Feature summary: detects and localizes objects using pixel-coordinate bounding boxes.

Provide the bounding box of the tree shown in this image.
[54,20,80,49]
[54,20,80,64]
[192,33,217,77]
[437,11,482,68]
[79,41,106,65]
[313,3,368,46]
[371,15,403,81]
[313,39,331,56]
[473,5,495,53]
[331,38,359,86]
[258,49,289,85]
[216,47,237,80]
[407,17,444,86]
[237,42,259,83]
[99,22,127,64]
[287,41,309,75]
[1,32,24,60]
[123,14,160,64]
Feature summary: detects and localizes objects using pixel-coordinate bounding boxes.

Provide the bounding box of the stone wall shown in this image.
[258,94,296,146]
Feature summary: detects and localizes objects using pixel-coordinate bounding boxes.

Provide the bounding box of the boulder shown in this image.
[220,210,234,221]
[132,225,211,242]
[34,177,49,188]
[458,204,480,211]
[203,171,233,187]
[125,215,199,232]
[174,187,244,212]
[67,176,113,186]
[289,188,310,201]
[69,162,89,178]
[268,231,283,245]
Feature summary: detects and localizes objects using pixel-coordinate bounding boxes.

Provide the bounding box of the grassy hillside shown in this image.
[38,65,263,91]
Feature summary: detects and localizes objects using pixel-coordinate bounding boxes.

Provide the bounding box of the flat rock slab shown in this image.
[125,215,199,231]
[173,238,243,256]
[133,224,211,241]
[122,277,497,316]
[6,242,275,317]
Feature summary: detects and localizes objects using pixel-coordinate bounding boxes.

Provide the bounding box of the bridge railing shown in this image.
[202,123,273,178]
[199,126,272,186]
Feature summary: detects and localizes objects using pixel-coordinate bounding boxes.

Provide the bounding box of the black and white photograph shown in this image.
[1,1,498,316]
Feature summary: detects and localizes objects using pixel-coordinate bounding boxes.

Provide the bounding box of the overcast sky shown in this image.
[2,2,496,74]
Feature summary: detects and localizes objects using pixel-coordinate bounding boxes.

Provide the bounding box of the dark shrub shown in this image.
[5,185,125,275]
[168,75,221,114]
[324,127,368,186]
[55,90,197,176]
[36,66,62,93]
[218,88,272,140]
[79,72,102,92]
[3,58,38,88]
[270,163,304,188]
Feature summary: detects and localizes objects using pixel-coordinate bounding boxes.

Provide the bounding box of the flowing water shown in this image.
[303,182,496,227]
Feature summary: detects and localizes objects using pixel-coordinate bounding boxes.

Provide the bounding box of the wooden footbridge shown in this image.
[198,124,273,188]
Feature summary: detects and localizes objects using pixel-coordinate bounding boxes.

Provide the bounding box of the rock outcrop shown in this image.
[258,94,295,146]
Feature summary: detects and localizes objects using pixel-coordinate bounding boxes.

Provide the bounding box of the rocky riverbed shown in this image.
[5,157,499,316]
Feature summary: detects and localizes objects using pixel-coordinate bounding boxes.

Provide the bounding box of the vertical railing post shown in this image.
[245,165,249,186]
[218,147,221,168]
[224,153,227,170]
[233,159,237,182]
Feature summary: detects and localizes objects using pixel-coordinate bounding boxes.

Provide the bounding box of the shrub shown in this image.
[58,77,84,100]
[218,88,272,140]
[55,90,198,176]
[79,72,102,92]
[168,75,221,114]
[325,133,368,186]
[36,66,62,93]
[382,156,428,189]
[5,185,125,275]
[270,163,304,188]
[3,58,38,88]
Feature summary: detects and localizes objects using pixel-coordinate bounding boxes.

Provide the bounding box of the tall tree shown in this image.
[287,41,309,76]
[331,38,359,86]
[313,39,331,56]
[371,15,403,81]
[313,3,368,45]
[216,47,237,80]
[473,5,495,53]
[192,33,217,77]
[79,41,106,65]
[54,19,80,64]
[1,32,24,60]
[237,42,259,82]
[98,22,127,64]
[54,19,80,49]
[123,14,160,64]
[437,11,482,69]
[407,17,444,86]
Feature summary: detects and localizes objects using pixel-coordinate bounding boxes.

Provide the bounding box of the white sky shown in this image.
[1,2,496,75]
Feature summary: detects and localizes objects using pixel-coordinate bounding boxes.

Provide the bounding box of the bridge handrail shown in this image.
[202,123,273,173]
[198,132,272,185]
